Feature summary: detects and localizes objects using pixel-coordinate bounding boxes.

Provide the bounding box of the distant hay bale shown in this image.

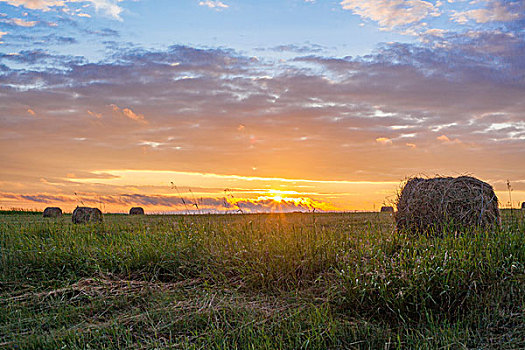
[380,206,394,213]
[395,176,500,234]
[72,207,103,224]
[43,207,62,218]
[129,207,145,215]
[522,202,525,210]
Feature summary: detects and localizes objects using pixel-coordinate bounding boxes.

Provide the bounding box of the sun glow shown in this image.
[272,195,283,202]
[267,189,295,202]
[52,169,402,211]
[238,190,336,212]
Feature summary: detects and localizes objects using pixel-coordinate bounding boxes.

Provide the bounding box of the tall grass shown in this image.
[1,211,524,348]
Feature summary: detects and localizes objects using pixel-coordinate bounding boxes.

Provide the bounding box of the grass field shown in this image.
[1,210,524,349]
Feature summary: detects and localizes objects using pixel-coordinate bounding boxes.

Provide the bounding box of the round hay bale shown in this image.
[129,207,145,215]
[395,176,499,234]
[72,207,103,224]
[522,202,525,210]
[380,206,394,213]
[43,207,62,218]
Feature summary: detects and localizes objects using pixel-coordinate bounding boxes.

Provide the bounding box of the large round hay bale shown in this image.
[380,206,394,213]
[72,207,103,224]
[129,207,145,215]
[43,207,62,218]
[395,176,499,234]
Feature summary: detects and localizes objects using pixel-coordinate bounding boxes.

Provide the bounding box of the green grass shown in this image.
[1,211,524,349]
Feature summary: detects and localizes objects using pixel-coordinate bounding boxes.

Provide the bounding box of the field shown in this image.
[1,210,524,349]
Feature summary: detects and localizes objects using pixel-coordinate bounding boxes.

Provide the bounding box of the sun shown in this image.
[267,189,291,203]
[272,195,283,202]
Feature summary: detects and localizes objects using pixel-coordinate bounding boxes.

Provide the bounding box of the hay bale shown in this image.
[43,207,62,218]
[395,176,499,233]
[72,207,103,224]
[380,206,394,213]
[129,207,145,215]
[522,202,525,210]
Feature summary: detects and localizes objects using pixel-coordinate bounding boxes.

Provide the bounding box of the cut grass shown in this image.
[1,211,524,349]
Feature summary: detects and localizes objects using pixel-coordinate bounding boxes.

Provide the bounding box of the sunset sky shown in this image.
[0,0,524,213]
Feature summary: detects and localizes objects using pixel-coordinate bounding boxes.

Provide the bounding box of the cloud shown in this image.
[0,36,524,207]
[262,43,326,54]
[437,134,462,144]
[0,191,333,213]
[198,0,228,10]
[451,0,522,24]
[0,49,85,65]
[5,33,78,46]
[437,134,450,142]
[422,28,447,37]
[86,0,124,20]
[233,197,331,213]
[1,49,49,63]
[0,0,125,20]
[339,0,523,36]
[87,110,102,119]
[340,0,440,30]
[0,0,65,11]
[110,104,147,124]
[66,171,119,179]
[83,28,119,37]
[0,17,38,26]
[376,137,392,145]
[1,1,524,209]
[122,108,145,123]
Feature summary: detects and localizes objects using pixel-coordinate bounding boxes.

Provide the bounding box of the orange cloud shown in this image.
[0,0,124,20]
[0,191,336,214]
[437,134,462,144]
[87,110,102,119]
[110,104,147,124]
[437,134,450,142]
[340,0,440,30]
[376,137,392,145]
[229,196,335,213]
[0,0,65,11]
[0,17,37,26]
[122,108,145,123]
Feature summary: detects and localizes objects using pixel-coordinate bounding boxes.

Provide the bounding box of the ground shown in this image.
[1,211,524,349]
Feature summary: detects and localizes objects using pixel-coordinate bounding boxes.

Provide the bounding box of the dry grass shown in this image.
[1,211,524,349]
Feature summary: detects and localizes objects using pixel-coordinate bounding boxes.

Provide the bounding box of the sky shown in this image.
[0,0,524,213]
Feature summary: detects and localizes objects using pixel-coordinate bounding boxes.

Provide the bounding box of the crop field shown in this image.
[1,210,524,349]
